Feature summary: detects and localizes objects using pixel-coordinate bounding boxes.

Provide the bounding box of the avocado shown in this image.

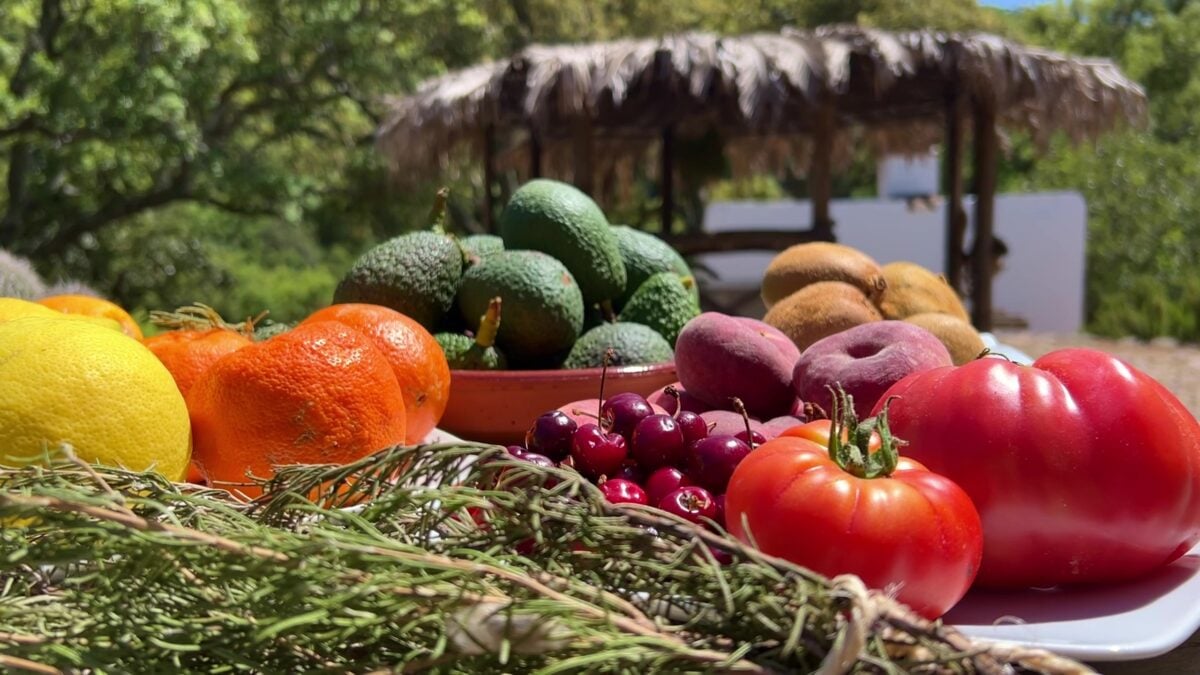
[456,250,584,366]
[563,322,674,369]
[460,234,505,264]
[619,272,700,347]
[435,297,507,370]
[333,231,464,330]
[498,179,626,306]
[611,225,696,308]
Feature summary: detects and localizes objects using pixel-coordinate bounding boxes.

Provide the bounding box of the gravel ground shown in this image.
[995,331,1200,416]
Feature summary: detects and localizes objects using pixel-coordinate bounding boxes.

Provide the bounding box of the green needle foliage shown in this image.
[0,444,1083,674]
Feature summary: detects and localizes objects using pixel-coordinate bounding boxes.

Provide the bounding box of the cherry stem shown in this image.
[730,397,755,450]
[598,347,616,423]
[664,385,683,419]
[825,384,903,479]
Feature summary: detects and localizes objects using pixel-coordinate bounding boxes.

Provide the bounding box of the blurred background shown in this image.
[1,0,1196,341]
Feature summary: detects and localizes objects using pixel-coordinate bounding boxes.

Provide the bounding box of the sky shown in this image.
[981,0,1051,8]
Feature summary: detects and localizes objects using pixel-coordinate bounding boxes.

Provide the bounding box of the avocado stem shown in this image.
[475,297,502,349]
[429,187,450,233]
[599,300,617,323]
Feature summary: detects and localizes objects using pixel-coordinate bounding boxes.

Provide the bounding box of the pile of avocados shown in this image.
[333,180,701,370]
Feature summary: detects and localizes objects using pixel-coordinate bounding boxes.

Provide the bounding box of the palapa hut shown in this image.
[377,25,1147,330]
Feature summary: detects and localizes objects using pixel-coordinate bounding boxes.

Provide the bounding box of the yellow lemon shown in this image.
[0,297,60,322]
[0,316,191,480]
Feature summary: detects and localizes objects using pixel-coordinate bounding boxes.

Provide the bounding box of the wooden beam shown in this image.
[572,117,594,195]
[660,126,675,234]
[482,124,496,232]
[943,86,967,295]
[529,125,542,178]
[971,101,998,332]
[810,101,836,241]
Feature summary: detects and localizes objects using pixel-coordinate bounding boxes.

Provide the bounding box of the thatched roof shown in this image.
[377,25,1147,188]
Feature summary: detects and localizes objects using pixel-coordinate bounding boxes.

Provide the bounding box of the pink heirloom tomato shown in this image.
[726,391,982,619]
[872,348,1200,589]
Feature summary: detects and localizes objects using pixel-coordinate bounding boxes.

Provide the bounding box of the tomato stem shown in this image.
[825,385,903,479]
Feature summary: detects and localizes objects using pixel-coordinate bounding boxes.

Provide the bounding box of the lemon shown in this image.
[0,297,60,321]
[0,316,191,480]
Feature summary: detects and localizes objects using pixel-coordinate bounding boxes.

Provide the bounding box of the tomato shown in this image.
[726,398,982,619]
[778,418,882,452]
[871,348,1200,589]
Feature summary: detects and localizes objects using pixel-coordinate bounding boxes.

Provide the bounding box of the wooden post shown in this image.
[482,124,497,232]
[572,117,594,195]
[810,101,836,241]
[943,86,967,294]
[971,101,998,332]
[660,126,675,234]
[529,124,542,178]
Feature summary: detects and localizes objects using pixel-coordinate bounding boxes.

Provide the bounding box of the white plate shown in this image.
[945,543,1200,662]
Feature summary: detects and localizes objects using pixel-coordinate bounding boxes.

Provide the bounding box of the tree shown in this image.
[0,0,492,259]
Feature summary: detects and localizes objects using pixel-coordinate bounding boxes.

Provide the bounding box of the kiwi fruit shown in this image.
[762,280,883,351]
[903,312,986,365]
[761,242,887,310]
[876,261,970,322]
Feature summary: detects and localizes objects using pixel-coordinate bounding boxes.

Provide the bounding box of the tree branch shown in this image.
[191,194,279,219]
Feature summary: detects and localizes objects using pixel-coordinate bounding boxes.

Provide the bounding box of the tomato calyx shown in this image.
[826,385,904,479]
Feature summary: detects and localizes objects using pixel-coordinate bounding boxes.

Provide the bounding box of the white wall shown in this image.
[698,191,1088,333]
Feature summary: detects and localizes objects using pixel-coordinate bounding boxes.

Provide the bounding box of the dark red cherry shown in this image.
[525,410,577,461]
[599,478,649,505]
[570,423,628,480]
[658,486,718,525]
[601,393,654,438]
[686,435,752,494]
[644,466,693,507]
[675,410,708,445]
[630,414,685,471]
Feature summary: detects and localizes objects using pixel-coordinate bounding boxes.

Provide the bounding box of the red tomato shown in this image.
[779,419,882,452]
[726,404,982,619]
[872,348,1200,589]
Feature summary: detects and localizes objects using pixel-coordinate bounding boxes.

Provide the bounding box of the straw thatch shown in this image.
[377,25,1147,189]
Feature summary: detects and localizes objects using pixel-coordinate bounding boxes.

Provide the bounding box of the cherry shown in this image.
[713,493,727,529]
[630,414,686,471]
[599,478,649,505]
[676,410,708,445]
[644,466,692,506]
[570,423,628,480]
[601,393,654,438]
[658,486,718,525]
[706,545,735,566]
[614,462,645,484]
[525,410,577,461]
[506,445,528,459]
[733,429,767,447]
[686,435,752,494]
[519,452,556,470]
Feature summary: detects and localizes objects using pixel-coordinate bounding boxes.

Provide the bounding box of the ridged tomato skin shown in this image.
[726,435,983,619]
[872,349,1200,589]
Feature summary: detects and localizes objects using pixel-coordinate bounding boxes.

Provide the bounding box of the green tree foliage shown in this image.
[1011,0,1200,340]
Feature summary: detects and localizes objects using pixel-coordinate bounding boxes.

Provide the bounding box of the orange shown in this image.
[37,294,143,339]
[302,303,450,444]
[144,328,254,484]
[187,320,407,498]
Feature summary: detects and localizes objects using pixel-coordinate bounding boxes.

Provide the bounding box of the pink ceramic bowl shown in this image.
[438,362,678,446]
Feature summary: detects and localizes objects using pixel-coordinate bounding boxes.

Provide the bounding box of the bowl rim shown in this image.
[449,360,676,383]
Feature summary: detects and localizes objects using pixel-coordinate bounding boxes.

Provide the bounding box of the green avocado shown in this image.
[610,225,696,308]
[333,230,464,331]
[562,321,674,369]
[619,272,700,347]
[435,296,507,370]
[456,250,584,366]
[459,234,505,264]
[498,179,626,306]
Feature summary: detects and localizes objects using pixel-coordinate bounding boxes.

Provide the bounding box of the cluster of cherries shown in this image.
[506,391,762,531]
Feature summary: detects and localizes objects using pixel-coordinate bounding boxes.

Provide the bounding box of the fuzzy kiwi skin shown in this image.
[903,312,986,366]
[760,242,887,310]
[763,280,883,351]
[876,261,970,322]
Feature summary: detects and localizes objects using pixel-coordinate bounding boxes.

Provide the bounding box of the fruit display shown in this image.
[334,181,699,371]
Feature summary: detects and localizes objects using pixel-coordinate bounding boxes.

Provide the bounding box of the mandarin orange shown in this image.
[37,294,143,339]
[187,320,407,498]
[302,303,450,444]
